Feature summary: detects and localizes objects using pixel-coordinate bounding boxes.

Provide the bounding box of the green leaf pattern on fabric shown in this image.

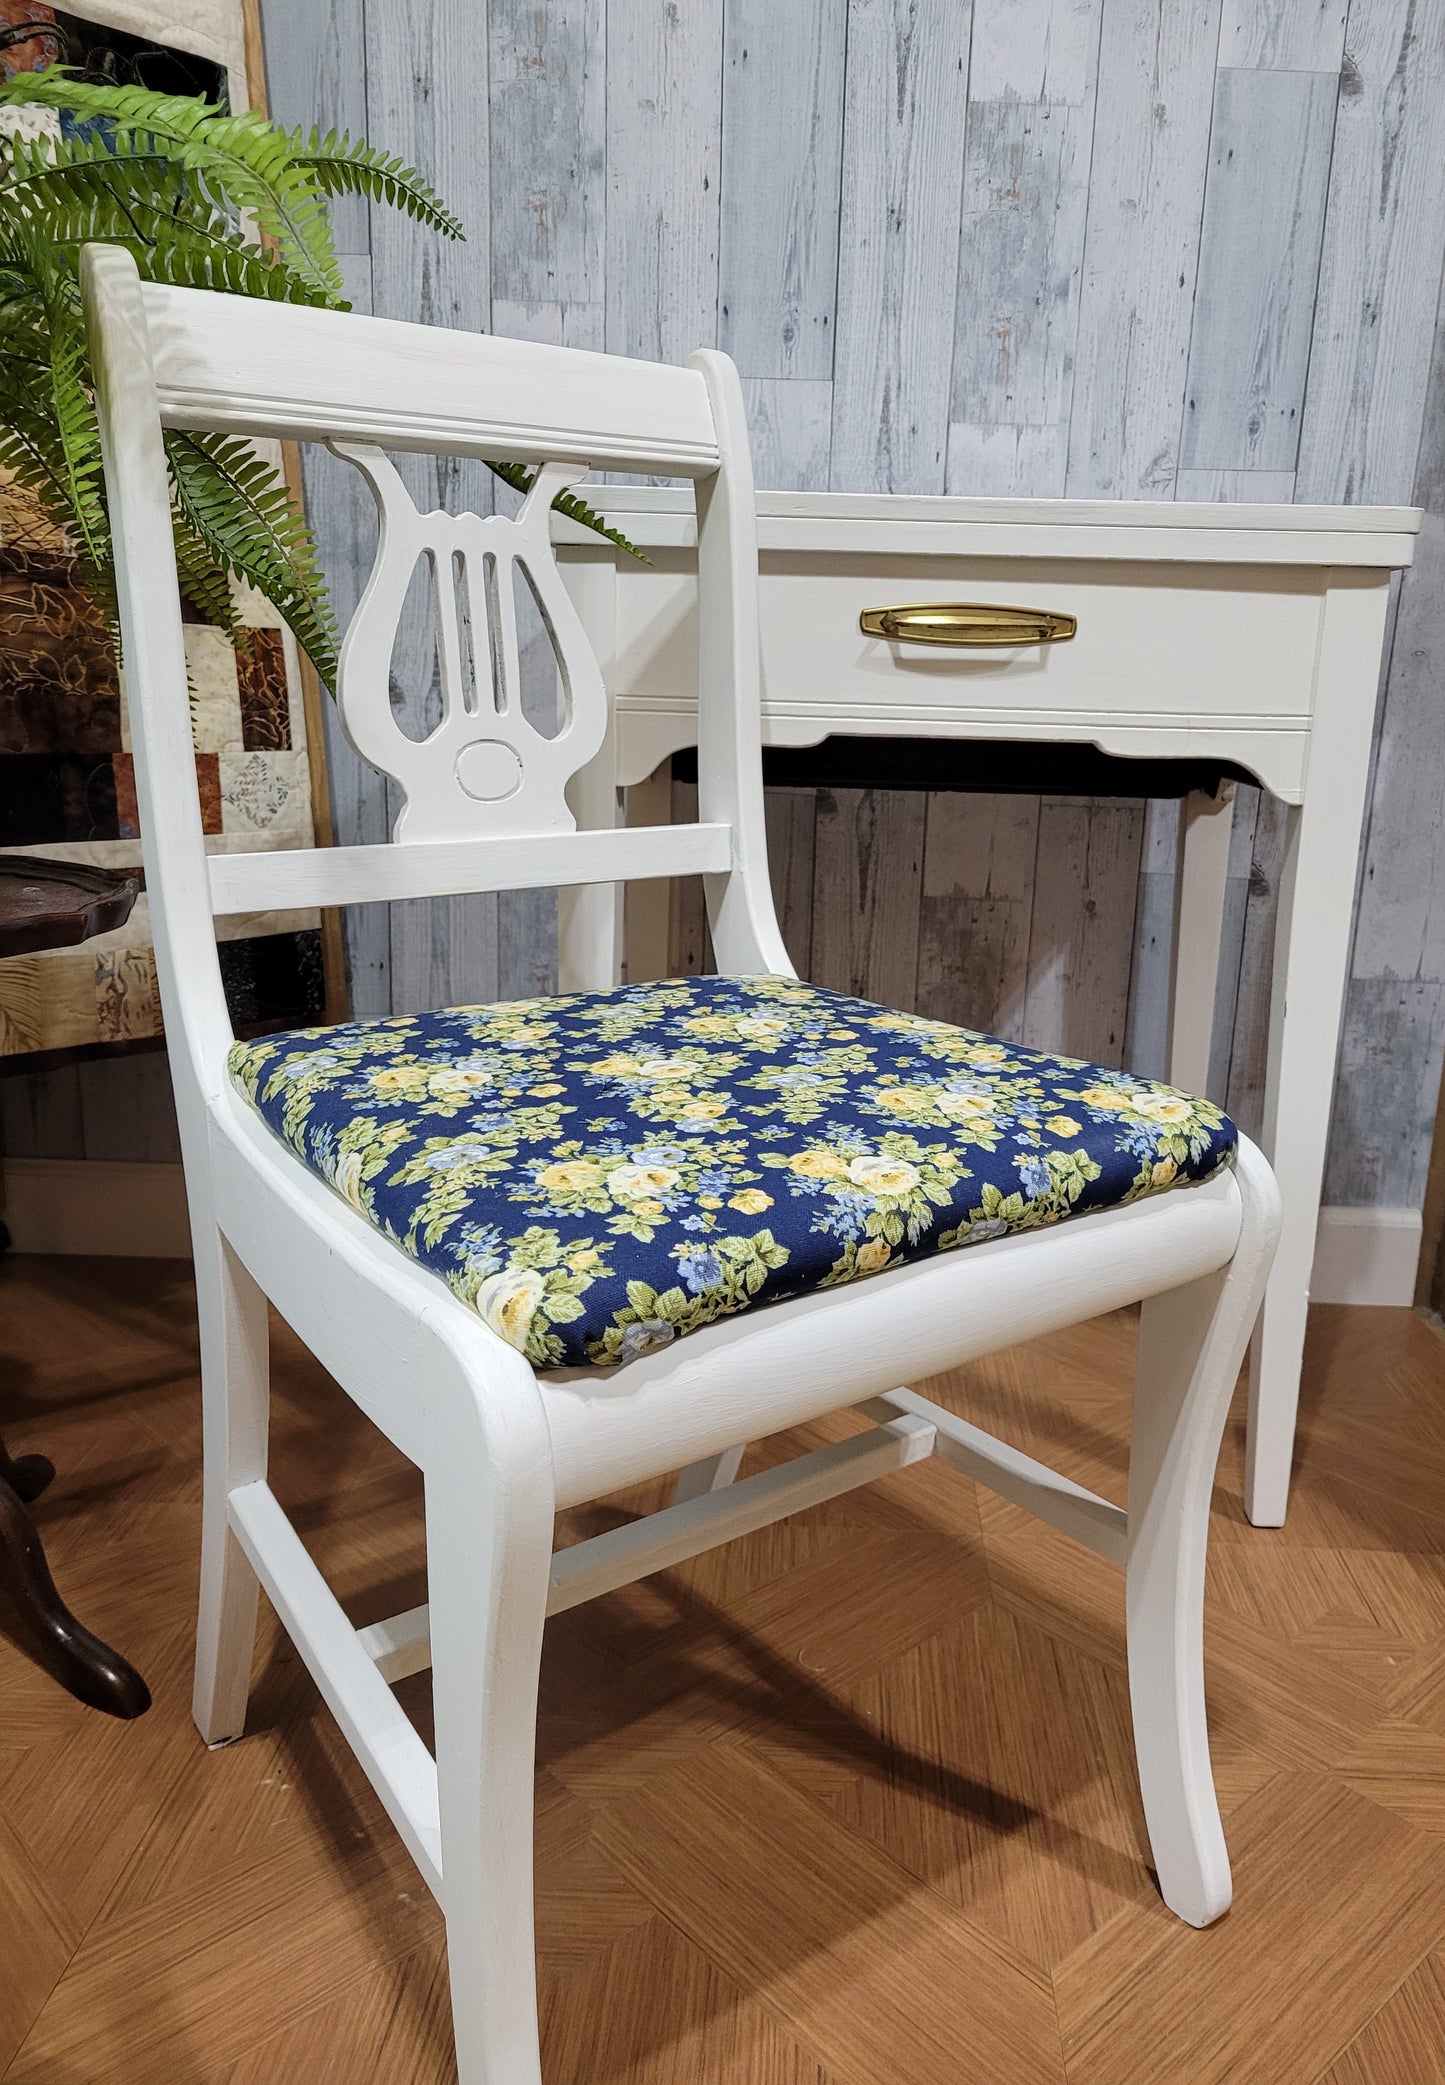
[229,975,1238,1374]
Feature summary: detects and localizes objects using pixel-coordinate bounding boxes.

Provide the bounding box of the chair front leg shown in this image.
[426,1360,556,2085]
[1125,1139,1280,1926]
[193,1229,270,1746]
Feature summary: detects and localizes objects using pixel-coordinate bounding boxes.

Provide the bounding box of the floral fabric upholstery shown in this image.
[228,973,1237,1371]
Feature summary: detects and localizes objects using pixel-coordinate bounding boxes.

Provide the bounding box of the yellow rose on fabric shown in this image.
[1045,1115,1080,1138]
[729,1189,773,1213]
[968,1044,1008,1064]
[733,1014,786,1038]
[790,1149,848,1180]
[593,1053,643,1077]
[537,1160,605,1194]
[679,1099,726,1120]
[937,1092,993,1120]
[370,1066,421,1093]
[1152,1157,1179,1186]
[476,1267,545,1349]
[856,1238,891,1273]
[428,1065,491,1099]
[1133,1094,1194,1124]
[848,1155,920,1196]
[567,1249,599,1270]
[607,1162,681,1199]
[876,1085,927,1112]
[530,1082,565,1097]
[333,1150,367,1210]
[637,1054,695,1080]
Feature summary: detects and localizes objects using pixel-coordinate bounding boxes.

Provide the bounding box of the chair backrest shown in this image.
[80,245,790,1122]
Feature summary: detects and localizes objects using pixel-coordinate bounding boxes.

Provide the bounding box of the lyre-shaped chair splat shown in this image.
[331,443,608,842]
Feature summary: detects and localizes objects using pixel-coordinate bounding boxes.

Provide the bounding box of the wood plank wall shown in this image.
[5,0,1445,1221]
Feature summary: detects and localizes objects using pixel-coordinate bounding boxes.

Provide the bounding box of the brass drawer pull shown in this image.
[859,602,1077,647]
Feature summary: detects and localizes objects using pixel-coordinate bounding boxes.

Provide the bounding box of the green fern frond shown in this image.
[284,126,464,241]
[165,431,340,690]
[483,457,650,564]
[0,74,345,301]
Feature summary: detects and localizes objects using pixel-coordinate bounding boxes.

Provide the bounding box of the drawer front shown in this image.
[611,552,1329,731]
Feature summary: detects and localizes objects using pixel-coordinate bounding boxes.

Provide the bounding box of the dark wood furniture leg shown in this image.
[0,1426,151,1718]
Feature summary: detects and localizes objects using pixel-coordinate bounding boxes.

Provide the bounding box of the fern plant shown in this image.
[0,68,639,692]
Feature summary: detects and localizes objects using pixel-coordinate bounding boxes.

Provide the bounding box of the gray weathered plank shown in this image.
[1066,0,1223,496]
[719,0,846,381]
[76,1052,182,1163]
[606,0,723,365]
[1020,798,1143,1065]
[366,0,500,1011]
[0,1064,84,1162]
[1222,784,1290,1139]
[830,0,973,493]
[809,786,926,1007]
[1173,468,1297,501]
[1219,0,1347,73]
[1123,796,1180,1083]
[667,778,714,978]
[259,0,370,251]
[1295,0,1445,503]
[742,379,834,491]
[1180,66,1337,474]
[764,785,818,975]
[949,0,1101,500]
[1325,978,1445,1206]
[915,791,1040,1037]
[489,0,606,353]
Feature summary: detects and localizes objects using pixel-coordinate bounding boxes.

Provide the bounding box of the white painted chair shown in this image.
[84,243,1280,2084]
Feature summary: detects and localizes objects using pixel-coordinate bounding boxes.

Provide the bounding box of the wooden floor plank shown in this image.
[6,1261,1445,2082]
[1053,1775,1445,2085]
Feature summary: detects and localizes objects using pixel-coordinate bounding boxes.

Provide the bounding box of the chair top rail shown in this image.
[208,820,735,917]
[139,283,722,475]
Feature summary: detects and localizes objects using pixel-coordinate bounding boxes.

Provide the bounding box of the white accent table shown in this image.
[557,489,1421,1526]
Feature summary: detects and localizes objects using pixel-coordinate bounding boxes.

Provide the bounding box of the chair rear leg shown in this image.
[426,1368,555,2085]
[1126,1139,1280,1926]
[192,1230,270,1746]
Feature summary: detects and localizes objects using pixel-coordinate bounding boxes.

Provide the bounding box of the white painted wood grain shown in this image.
[950,0,1101,499]
[1219,0,1347,72]
[1066,0,1224,497]
[1021,798,1143,1065]
[741,378,833,492]
[1173,469,1297,502]
[1180,66,1337,474]
[606,0,723,365]
[830,0,973,492]
[1296,0,1445,503]
[489,0,605,353]
[719,0,846,380]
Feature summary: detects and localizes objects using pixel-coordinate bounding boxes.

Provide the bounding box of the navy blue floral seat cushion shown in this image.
[228,973,1237,1371]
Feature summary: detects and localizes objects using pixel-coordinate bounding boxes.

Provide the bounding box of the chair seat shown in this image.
[228,973,1237,1371]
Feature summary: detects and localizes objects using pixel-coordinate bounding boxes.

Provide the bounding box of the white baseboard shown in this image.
[3,1157,191,1259]
[1308,1205,1422,1307]
[0,1158,1425,1305]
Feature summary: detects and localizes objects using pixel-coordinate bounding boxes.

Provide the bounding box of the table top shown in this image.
[557,488,1423,568]
[0,856,140,959]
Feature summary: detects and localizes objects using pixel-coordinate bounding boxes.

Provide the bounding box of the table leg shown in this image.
[1168,783,1235,1098]
[0,1428,150,1717]
[1245,580,1386,1525]
[623,759,675,984]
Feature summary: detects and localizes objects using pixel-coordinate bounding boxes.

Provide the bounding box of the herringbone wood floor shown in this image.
[5,1256,1445,2082]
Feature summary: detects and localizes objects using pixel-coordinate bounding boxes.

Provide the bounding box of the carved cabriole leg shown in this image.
[0,1447,151,1718]
[1126,1138,1281,1925]
[192,1229,271,1746]
[426,1352,555,2085]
